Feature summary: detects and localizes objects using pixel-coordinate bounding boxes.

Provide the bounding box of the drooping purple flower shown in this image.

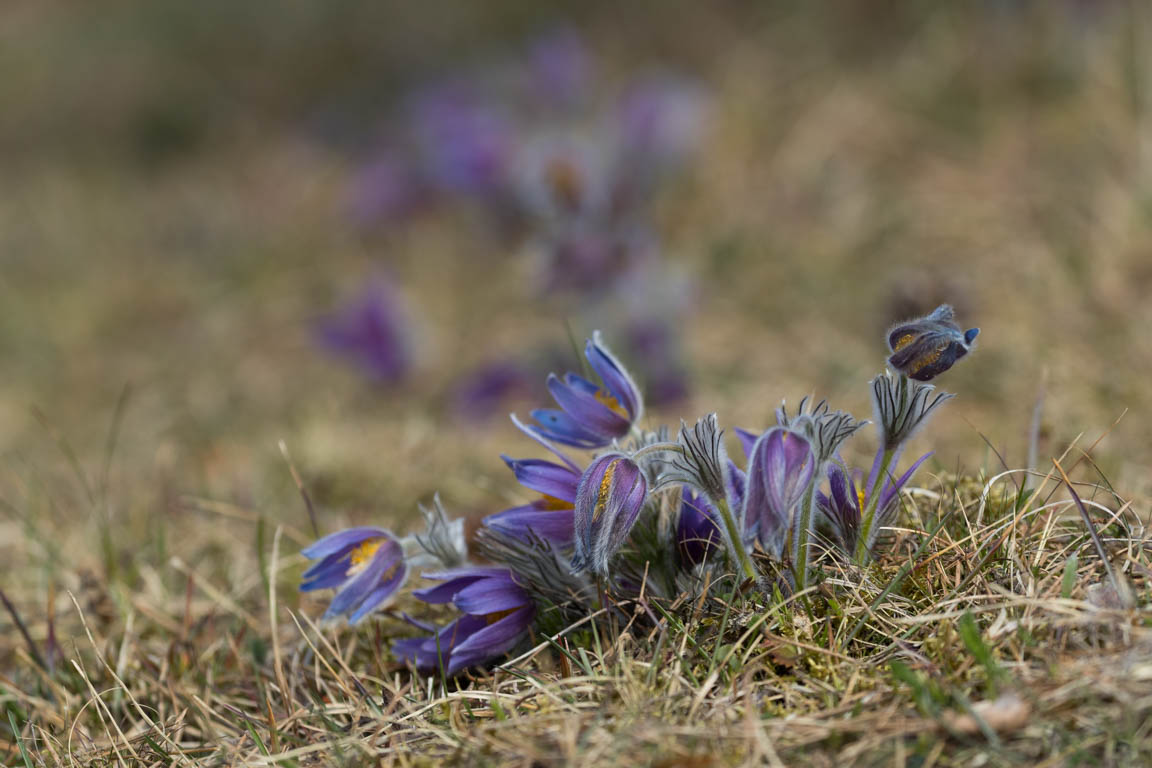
[394,567,536,676]
[818,451,933,556]
[300,527,408,624]
[571,453,648,575]
[742,428,816,558]
[887,304,979,382]
[315,277,414,384]
[527,332,644,449]
[677,488,721,566]
[483,456,581,546]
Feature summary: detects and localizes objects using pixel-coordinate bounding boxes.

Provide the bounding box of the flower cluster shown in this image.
[300,305,978,676]
[344,29,702,412]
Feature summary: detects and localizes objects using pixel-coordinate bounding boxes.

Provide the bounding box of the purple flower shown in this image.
[348,151,429,228]
[315,278,414,384]
[571,453,648,575]
[300,528,408,624]
[536,226,655,296]
[410,84,512,196]
[529,28,589,108]
[394,567,536,676]
[818,451,932,555]
[453,360,539,422]
[528,332,644,449]
[677,488,721,566]
[483,456,580,545]
[887,304,979,382]
[742,428,816,558]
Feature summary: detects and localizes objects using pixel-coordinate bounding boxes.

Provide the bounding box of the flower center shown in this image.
[594,388,628,418]
[546,158,583,211]
[348,538,384,572]
[856,488,866,511]
[485,607,519,625]
[593,460,619,522]
[892,333,916,352]
[540,494,575,510]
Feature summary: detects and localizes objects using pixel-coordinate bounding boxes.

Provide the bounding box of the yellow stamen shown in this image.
[485,607,518,625]
[592,460,619,522]
[909,343,945,376]
[595,389,628,418]
[348,538,384,573]
[540,494,574,510]
[857,488,866,511]
[893,333,916,352]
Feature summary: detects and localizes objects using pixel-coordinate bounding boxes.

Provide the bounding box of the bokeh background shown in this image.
[2,1,1151,604]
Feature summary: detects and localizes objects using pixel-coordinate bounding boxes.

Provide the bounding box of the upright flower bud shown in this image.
[571,454,648,576]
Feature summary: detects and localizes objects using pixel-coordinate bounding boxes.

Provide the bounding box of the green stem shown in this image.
[854,447,896,565]
[793,479,818,591]
[714,497,756,581]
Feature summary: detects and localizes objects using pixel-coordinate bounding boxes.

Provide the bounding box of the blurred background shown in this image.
[2,0,1151,596]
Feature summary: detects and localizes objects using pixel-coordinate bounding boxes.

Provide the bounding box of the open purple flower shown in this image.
[528,332,644,449]
[394,567,536,676]
[482,456,581,546]
[571,453,648,575]
[742,428,816,558]
[818,451,932,556]
[300,528,408,624]
[315,278,414,384]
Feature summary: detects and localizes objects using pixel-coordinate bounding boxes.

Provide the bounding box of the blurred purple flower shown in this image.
[348,151,429,228]
[410,84,513,196]
[742,428,816,558]
[453,360,539,422]
[571,453,648,575]
[527,332,644,449]
[622,319,690,406]
[315,278,414,384]
[300,527,408,624]
[483,456,580,546]
[529,28,589,108]
[394,567,535,675]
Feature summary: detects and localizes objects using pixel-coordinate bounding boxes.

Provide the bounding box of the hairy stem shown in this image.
[792,477,819,591]
[713,497,756,581]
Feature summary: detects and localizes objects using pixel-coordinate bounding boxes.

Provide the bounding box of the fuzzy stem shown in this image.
[713,497,756,581]
[854,446,896,564]
[792,475,819,591]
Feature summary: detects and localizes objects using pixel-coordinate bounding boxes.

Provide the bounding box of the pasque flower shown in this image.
[299,528,408,624]
[527,332,644,449]
[315,278,414,384]
[571,453,648,575]
[394,568,536,676]
[483,456,581,546]
[887,304,979,382]
[742,428,816,559]
[817,451,932,556]
[677,488,721,566]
